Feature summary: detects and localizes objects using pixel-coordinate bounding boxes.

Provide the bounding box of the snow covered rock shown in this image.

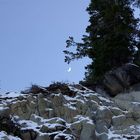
[0,131,21,140]
[70,116,97,140]
[1,83,140,139]
[80,119,96,140]
[95,106,113,128]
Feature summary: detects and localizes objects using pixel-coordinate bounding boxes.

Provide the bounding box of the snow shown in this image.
[45,108,53,111]
[108,127,140,140]
[14,115,68,133]
[111,107,122,110]
[64,103,77,110]
[44,123,64,129]
[31,115,66,124]
[99,105,108,111]
[64,95,77,101]
[130,125,135,129]
[64,95,85,104]
[30,114,44,123]
[108,129,127,140]
[68,85,95,93]
[83,92,99,97]
[0,106,5,110]
[131,102,140,105]
[135,125,140,131]
[0,131,21,140]
[112,114,125,119]
[54,133,74,140]
[0,92,21,98]
[2,84,140,139]
[18,120,40,132]
[74,115,94,125]
[98,96,112,103]
[19,120,38,128]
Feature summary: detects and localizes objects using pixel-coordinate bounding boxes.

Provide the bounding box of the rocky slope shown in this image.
[1,83,140,140]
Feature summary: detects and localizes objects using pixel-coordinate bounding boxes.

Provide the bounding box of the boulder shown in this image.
[80,121,97,140]
[113,91,140,112]
[109,107,124,116]
[103,63,140,96]
[130,83,140,91]
[37,93,55,119]
[54,133,75,140]
[40,123,66,133]
[20,129,37,140]
[137,136,140,140]
[30,114,43,125]
[70,121,82,137]
[10,98,36,119]
[70,116,97,140]
[112,115,126,126]
[129,102,140,119]
[40,125,50,133]
[95,106,113,128]
[103,73,124,96]
[51,93,65,107]
[36,134,50,140]
[97,133,108,140]
[95,120,108,134]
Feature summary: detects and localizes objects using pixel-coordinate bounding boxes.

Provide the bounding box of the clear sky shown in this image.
[0,0,90,92]
[0,1,139,92]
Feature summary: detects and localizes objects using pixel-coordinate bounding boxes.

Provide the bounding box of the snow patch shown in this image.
[0,131,21,140]
[0,106,5,110]
[99,106,108,111]
[1,92,21,98]
[74,115,94,125]
[64,103,77,110]
[18,120,39,132]
[54,132,74,140]
[98,96,111,103]
[108,129,127,140]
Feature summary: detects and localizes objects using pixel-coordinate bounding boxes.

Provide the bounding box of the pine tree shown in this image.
[64,0,140,83]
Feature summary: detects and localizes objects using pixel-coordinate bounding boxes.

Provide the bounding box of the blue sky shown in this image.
[0,1,139,92]
[0,0,90,92]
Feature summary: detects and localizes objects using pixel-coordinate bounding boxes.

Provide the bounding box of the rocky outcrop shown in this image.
[103,63,140,96]
[1,83,140,139]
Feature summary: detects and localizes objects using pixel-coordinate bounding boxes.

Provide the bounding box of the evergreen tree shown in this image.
[64,0,140,83]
